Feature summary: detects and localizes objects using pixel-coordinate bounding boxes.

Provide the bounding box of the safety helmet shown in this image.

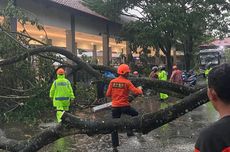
[160,65,166,70]
[173,65,177,70]
[152,66,158,71]
[133,71,139,76]
[117,64,131,75]
[56,68,65,75]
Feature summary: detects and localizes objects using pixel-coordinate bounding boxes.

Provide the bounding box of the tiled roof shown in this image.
[200,37,230,47]
[49,0,108,20]
[211,37,230,46]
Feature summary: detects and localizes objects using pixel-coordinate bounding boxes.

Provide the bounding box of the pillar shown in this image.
[126,41,131,57]
[109,47,112,65]
[66,14,75,55]
[126,41,131,63]
[92,44,97,64]
[102,23,110,66]
[66,14,76,93]
[102,33,109,66]
[173,50,177,65]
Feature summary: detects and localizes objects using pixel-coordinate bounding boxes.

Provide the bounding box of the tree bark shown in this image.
[63,88,208,134]
[166,50,173,77]
[184,35,193,71]
[0,46,102,78]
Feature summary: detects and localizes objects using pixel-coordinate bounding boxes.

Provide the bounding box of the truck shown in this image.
[198,48,225,68]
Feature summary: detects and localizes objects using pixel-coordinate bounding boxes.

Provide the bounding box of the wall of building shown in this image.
[15,0,120,36]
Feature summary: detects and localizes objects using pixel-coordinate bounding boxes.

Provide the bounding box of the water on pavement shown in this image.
[0,97,219,152]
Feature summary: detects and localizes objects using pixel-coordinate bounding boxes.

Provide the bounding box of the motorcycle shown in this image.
[182,71,197,87]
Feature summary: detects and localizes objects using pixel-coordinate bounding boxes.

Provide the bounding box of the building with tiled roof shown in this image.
[0,0,128,65]
[49,0,108,20]
[200,37,230,49]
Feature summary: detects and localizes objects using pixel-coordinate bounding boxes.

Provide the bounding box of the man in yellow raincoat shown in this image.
[49,68,75,122]
[158,65,169,102]
[205,63,212,81]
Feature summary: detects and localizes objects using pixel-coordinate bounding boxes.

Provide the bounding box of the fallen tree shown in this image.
[0,39,208,151]
[0,46,198,97]
[0,88,208,152]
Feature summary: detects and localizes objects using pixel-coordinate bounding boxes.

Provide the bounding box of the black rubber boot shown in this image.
[111,130,119,147]
[112,147,118,152]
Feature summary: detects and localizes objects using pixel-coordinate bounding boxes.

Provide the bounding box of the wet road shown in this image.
[41,98,218,152]
[0,97,219,152]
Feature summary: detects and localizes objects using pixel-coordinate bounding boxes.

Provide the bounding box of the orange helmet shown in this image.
[117,64,131,75]
[56,68,65,75]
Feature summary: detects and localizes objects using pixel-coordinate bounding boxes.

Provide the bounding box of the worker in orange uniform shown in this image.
[106,64,143,152]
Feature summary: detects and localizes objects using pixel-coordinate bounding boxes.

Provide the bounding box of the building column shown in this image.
[102,33,109,66]
[66,14,76,55]
[125,41,131,63]
[92,44,97,64]
[173,50,177,65]
[66,14,76,93]
[109,47,112,64]
[102,23,110,66]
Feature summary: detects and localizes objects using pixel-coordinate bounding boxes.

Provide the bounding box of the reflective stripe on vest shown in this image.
[55,97,70,100]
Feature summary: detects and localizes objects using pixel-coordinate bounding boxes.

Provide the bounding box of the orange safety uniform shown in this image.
[106,75,143,107]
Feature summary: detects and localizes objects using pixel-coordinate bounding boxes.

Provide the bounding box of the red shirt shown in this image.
[106,76,143,107]
[170,69,183,85]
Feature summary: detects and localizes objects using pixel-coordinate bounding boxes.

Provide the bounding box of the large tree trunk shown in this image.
[184,35,193,71]
[158,41,173,77]
[0,46,102,78]
[0,88,208,152]
[166,50,173,77]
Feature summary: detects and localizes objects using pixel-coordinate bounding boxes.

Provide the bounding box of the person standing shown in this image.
[49,68,75,123]
[106,64,143,152]
[133,71,139,77]
[205,62,212,80]
[149,66,159,80]
[194,63,230,152]
[170,65,183,85]
[158,65,168,102]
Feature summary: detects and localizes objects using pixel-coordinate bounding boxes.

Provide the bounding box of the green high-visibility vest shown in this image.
[49,74,75,108]
[159,70,167,81]
[205,68,212,78]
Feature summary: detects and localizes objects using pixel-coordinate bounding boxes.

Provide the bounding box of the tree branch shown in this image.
[0,46,102,78]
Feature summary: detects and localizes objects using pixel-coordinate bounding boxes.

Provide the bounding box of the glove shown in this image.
[128,95,135,102]
[128,94,138,102]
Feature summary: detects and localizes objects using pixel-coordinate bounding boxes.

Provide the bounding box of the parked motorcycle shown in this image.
[182,71,197,87]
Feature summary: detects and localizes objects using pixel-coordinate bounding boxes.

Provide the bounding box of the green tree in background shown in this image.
[83,0,229,73]
[0,0,54,121]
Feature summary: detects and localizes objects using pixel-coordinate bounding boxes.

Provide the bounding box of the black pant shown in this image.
[96,82,105,99]
[111,106,138,147]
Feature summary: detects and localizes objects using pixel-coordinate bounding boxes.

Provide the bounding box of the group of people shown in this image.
[49,64,143,152]
[149,64,183,84]
[148,64,183,101]
[49,62,230,152]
